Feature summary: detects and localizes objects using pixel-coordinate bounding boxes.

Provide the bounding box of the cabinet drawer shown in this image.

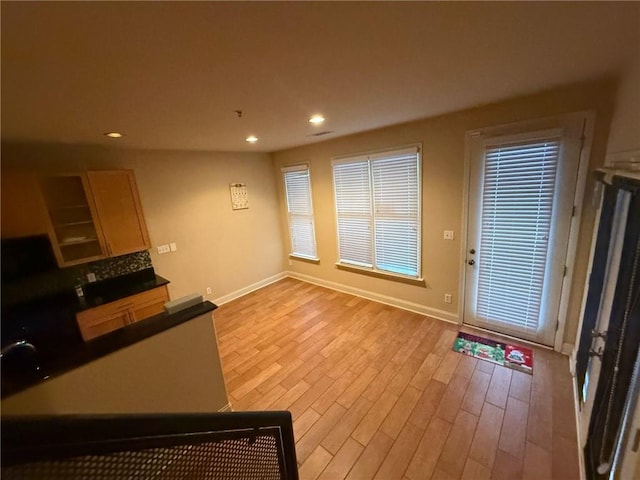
[77,309,130,341]
[76,286,170,341]
[129,286,170,323]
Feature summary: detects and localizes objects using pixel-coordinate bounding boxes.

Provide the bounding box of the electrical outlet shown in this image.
[87,272,96,283]
[206,287,212,295]
[444,230,454,240]
[169,242,177,252]
[157,244,170,254]
[444,293,453,304]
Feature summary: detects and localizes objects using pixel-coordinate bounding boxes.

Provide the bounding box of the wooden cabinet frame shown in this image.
[76,286,170,341]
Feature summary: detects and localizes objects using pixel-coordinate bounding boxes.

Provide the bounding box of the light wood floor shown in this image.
[214,278,580,480]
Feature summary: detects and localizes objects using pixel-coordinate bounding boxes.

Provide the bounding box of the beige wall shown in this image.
[607,58,640,153]
[272,79,617,345]
[1,312,229,414]
[1,144,284,302]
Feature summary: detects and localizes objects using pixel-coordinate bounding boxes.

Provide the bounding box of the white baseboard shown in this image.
[286,271,459,324]
[218,403,232,413]
[562,342,575,356]
[213,272,288,306]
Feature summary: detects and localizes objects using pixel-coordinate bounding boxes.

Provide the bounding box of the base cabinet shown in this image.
[76,286,170,341]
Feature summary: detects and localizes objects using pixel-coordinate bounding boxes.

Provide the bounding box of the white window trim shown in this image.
[331,144,423,281]
[282,164,319,262]
[460,111,595,353]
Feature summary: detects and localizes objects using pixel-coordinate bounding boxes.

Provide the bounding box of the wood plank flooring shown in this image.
[213,278,580,480]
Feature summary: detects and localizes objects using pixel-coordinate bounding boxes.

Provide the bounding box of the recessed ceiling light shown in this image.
[245,135,258,143]
[309,114,325,125]
[104,132,124,138]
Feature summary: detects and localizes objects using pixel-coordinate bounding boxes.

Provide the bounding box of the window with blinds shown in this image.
[332,146,420,278]
[283,165,318,260]
[476,138,560,334]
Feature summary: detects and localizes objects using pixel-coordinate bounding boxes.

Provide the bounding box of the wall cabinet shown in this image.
[87,170,150,257]
[41,174,105,265]
[76,285,170,341]
[40,170,150,266]
[1,172,50,238]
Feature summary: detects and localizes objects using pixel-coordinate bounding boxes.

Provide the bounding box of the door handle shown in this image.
[468,259,475,265]
[469,249,476,254]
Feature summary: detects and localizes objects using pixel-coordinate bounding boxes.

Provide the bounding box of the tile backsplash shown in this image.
[69,251,153,285]
[2,250,154,308]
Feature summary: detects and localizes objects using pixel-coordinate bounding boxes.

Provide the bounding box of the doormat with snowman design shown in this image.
[452,331,533,374]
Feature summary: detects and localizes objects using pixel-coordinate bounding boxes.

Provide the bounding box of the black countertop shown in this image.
[78,269,170,311]
[2,268,170,318]
[2,300,218,399]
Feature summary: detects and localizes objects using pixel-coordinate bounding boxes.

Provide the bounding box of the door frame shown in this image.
[458,111,595,352]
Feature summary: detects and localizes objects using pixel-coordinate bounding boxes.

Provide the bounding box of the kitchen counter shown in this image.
[78,269,170,311]
[3,268,169,316]
[2,300,217,398]
[1,302,228,415]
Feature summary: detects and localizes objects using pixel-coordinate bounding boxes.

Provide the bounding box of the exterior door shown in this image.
[463,116,585,346]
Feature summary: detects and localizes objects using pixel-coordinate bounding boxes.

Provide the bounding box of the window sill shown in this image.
[289,254,320,265]
[335,262,426,287]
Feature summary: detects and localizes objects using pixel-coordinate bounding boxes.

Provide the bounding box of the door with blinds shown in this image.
[463,117,586,346]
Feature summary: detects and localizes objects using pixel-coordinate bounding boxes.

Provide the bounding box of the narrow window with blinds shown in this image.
[283,165,318,260]
[332,146,421,278]
[476,138,560,335]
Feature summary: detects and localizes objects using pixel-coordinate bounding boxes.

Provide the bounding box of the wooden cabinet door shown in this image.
[76,286,169,341]
[1,171,50,238]
[76,307,130,341]
[87,170,150,257]
[40,174,106,266]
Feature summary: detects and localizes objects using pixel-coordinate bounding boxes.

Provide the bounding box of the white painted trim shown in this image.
[286,271,459,324]
[562,342,575,356]
[461,323,554,351]
[554,111,596,352]
[218,403,232,413]
[213,272,288,306]
[569,348,577,378]
[458,131,475,325]
[572,362,588,480]
[461,111,595,351]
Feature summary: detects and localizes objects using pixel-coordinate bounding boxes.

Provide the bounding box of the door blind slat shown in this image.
[476,138,560,333]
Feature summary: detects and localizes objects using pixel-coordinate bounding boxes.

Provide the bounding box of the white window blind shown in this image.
[333,146,420,278]
[283,165,317,259]
[476,138,560,334]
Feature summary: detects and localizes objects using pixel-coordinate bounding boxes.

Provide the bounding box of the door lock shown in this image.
[468,259,475,265]
[469,249,476,254]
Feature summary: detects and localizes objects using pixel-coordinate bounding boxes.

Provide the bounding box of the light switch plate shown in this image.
[87,272,97,283]
[170,242,177,252]
[157,245,170,254]
[444,230,454,240]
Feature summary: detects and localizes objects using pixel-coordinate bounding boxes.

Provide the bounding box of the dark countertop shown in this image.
[2,268,170,318]
[2,300,217,399]
[78,270,170,311]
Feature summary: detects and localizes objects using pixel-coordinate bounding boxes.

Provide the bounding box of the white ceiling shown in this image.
[2,2,638,153]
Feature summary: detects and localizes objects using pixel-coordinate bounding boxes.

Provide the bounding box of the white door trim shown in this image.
[459,111,595,351]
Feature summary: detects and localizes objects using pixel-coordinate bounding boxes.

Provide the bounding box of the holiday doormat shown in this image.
[452,332,533,374]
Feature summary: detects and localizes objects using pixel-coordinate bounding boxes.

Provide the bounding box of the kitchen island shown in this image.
[1,301,230,415]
